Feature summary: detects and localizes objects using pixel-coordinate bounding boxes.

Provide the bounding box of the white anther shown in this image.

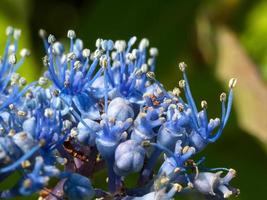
[139,38,149,51]
[149,47,158,56]
[173,87,181,96]
[67,52,76,61]
[141,64,148,73]
[6,26,14,36]
[17,110,27,117]
[38,77,48,86]
[126,53,134,61]
[48,34,56,44]
[146,71,155,79]
[179,62,187,72]
[8,54,16,65]
[20,48,30,57]
[173,183,183,192]
[201,100,207,109]
[8,44,15,54]
[74,60,82,70]
[44,108,54,118]
[82,48,90,58]
[19,77,27,86]
[100,55,108,68]
[229,78,237,88]
[179,80,185,88]
[21,160,31,168]
[220,92,227,102]
[96,38,103,49]
[23,179,32,188]
[39,29,47,38]
[93,49,103,59]
[228,168,237,177]
[13,29,21,39]
[128,36,137,46]
[42,55,49,66]
[67,30,76,39]
[114,40,126,52]
[11,73,20,82]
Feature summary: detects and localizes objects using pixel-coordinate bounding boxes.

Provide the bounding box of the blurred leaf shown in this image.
[216,26,267,150]
[241,0,267,81]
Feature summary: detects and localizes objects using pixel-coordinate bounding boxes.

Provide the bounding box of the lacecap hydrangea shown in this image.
[0,26,239,200]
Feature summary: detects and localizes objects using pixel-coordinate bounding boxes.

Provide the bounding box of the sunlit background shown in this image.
[0,0,267,199]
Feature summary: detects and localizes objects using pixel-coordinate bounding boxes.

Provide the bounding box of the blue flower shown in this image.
[0,28,239,200]
[193,169,238,198]
[131,107,165,143]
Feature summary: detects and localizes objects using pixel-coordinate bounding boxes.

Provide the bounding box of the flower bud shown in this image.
[107,97,134,122]
[114,140,146,176]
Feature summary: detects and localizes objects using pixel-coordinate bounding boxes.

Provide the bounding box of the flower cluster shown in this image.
[0,27,239,200]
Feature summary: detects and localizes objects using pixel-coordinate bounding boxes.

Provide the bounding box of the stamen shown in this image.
[82,49,90,58]
[6,26,14,36]
[44,108,54,118]
[8,54,16,65]
[38,77,48,86]
[229,78,237,89]
[149,48,158,57]
[178,80,185,88]
[96,38,103,49]
[67,30,76,39]
[13,29,21,40]
[201,100,207,109]
[173,87,181,97]
[139,38,149,51]
[48,34,56,44]
[20,49,30,57]
[19,77,27,86]
[178,62,187,72]
[23,178,32,188]
[17,110,27,117]
[220,92,227,102]
[42,55,49,67]
[114,40,126,52]
[21,160,31,168]
[39,29,47,39]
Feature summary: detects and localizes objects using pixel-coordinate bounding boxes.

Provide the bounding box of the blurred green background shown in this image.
[0,0,267,199]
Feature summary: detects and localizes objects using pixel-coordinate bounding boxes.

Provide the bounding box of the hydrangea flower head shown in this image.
[0,27,239,200]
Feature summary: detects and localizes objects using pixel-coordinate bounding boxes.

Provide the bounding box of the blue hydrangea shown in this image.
[0,27,239,200]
